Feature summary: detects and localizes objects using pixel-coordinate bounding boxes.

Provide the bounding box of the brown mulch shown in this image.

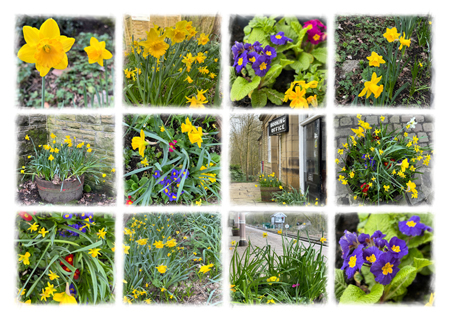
[17,180,115,206]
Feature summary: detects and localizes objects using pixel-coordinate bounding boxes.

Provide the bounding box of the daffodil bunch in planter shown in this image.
[336,115,433,205]
[123,20,221,107]
[123,213,221,304]
[124,115,221,205]
[352,17,427,106]
[17,17,114,108]
[20,133,111,203]
[336,213,433,305]
[256,173,283,202]
[230,16,327,108]
[16,212,115,305]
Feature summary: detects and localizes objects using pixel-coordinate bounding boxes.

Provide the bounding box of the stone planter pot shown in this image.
[36,175,84,204]
[232,229,239,236]
[260,187,282,202]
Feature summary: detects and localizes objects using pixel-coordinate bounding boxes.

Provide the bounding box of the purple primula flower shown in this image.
[304,19,327,45]
[231,41,245,59]
[63,213,73,220]
[162,187,171,197]
[339,230,359,259]
[244,41,262,51]
[252,55,271,77]
[247,51,259,64]
[358,233,370,247]
[421,224,433,235]
[262,45,277,59]
[69,283,77,296]
[398,216,425,237]
[363,246,383,265]
[152,170,161,179]
[171,169,179,179]
[370,252,400,285]
[270,31,293,45]
[371,232,388,249]
[180,169,190,178]
[387,237,408,259]
[341,245,364,279]
[233,51,248,73]
[168,192,178,202]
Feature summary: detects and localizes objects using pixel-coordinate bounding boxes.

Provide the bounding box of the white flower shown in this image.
[407,117,417,129]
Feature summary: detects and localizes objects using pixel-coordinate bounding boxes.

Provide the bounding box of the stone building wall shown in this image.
[46,115,116,195]
[334,114,433,206]
[259,115,300,189]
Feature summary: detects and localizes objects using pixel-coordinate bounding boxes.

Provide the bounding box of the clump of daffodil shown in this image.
[185,89,208,108]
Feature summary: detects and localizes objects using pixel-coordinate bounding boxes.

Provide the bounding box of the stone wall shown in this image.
[334,114,433,206]
[46,115,116,195]
[16,115,48,177]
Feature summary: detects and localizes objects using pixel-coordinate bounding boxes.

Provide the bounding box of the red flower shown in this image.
[18,211,33,221]
[128,195,132,199]
[126,200,133,205]
[169,140,178,153]
[74,269,80,280]
[360,183,369,195]
[383,159,395,169]
[65,254,74,265]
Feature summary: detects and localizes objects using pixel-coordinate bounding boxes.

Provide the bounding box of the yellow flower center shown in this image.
[266,51,272,56]
[35,39,64,68]
[43,44,51,53]
[406,220,416,227]
[366,254,376,263]
[249,57,255,62]
[349,255,357,268]
[276,35,282,39]
[382,262,393,275]
[392,245,401,253]
[313,34,321,41]
[260,62,267,71]
[238,58,243,66]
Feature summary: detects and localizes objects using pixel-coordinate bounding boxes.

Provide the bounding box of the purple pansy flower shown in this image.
[244,41,262,51]
[63,213,73,220]
[270,31,293,45]
[370,252,400,285]
[341,245,364,279]
[168,192,178,202]
[363,246,383,265]
[252,55,271,77]
[357,233,370,247]
[387,237,408,259]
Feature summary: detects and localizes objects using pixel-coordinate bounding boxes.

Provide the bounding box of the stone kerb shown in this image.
[334,114,433,206]
[47,115,116,195]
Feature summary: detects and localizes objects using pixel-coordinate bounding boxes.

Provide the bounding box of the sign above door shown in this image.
[269,115,289,136]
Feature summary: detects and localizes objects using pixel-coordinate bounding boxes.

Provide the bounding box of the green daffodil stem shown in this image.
[41,75,46,108]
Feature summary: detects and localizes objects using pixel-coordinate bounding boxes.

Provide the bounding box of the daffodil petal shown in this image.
[90,36,99,47]
[59,36,75,52]
[36,63,51,77]
[53,54,68,70]
[102,49,113,60]
[23,26,40,46]
[39,18,60,39]
[17,44,37,63]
